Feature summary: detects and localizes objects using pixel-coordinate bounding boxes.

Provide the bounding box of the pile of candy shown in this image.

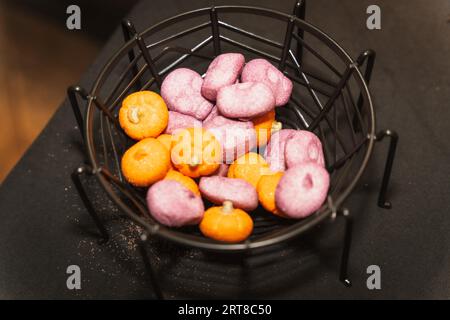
[118,53,329,243]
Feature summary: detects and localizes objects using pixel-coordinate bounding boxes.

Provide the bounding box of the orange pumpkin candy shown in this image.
[228,152,272,188]
[121,138,171,187]
[257,172,286,217]
[171,127,222,178]
[200,201,253,243]
[156,133,173,151]
[157,133,174,170]
[252,110,282,147]
[119,91,169,140]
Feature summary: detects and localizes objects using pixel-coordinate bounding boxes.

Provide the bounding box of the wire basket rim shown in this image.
[83,5,376,252]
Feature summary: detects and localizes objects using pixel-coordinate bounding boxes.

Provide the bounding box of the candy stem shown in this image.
[127,106,141,124]
[222,201,234,214]
[189,154,201,167]
[271,121,282,134]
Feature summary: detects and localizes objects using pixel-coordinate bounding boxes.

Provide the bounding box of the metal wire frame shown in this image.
[69,1,395,268]
[67,2,401,297]
[68,4,383,252]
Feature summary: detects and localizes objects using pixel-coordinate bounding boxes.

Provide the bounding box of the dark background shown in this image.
[4,0,138,39]
[0,0,449,299]
[0,0,137,181]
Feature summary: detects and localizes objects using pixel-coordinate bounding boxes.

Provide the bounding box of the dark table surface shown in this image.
[0,0,449,299]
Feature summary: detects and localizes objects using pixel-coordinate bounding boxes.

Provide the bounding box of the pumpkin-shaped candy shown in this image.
[200,201,253,243]
[171,127,222,178]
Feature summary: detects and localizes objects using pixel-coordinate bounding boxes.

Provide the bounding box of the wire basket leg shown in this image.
[71,166,110,243]
[139,233,165,299]
[67,86,89,141]
[375,129,399,209]
[338,208,353,287]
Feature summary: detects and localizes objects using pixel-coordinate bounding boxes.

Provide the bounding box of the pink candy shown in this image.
[216,82,275,119]
[165,111,202,134]
[161,68,214,120]
[203,105,220,124]
[265,129,325,171]
[213,164,229,177]
[264,129,298,172]
[285,131,325,168]
[275,163,329,218]
[201,53,245,101]
[199,176,258,211]
[241,59,293,106]
[147,180,204,227]
[204,115,257,163]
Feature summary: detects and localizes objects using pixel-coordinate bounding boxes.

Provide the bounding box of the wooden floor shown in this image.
[0,2,100,182]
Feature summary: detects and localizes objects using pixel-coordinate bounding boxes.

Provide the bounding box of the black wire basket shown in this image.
[69,1,398,294]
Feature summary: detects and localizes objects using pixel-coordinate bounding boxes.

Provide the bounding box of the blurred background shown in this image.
[0,0,138,182]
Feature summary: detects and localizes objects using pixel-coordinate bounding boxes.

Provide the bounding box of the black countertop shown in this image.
[0,0,449,299]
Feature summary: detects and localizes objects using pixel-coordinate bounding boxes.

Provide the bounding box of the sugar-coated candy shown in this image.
[216,82,275,119]
[199,176,258,211]
[241,59,293,106]
[164,111,201,134]
[275,163,329,218]
[201,53,245,101]
[146,180,204,227]
[161,68,214,120]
